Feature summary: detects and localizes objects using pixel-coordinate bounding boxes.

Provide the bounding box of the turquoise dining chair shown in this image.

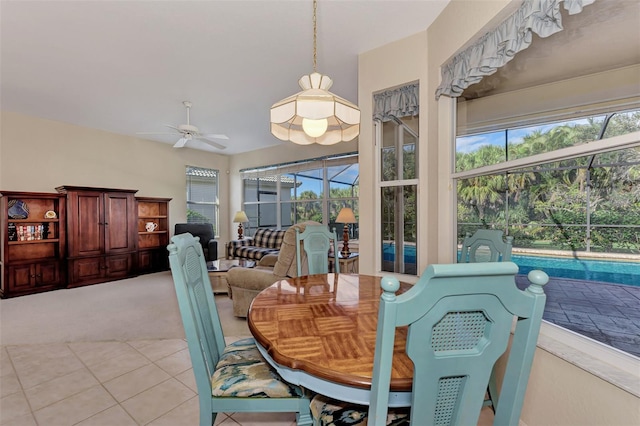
[167,233,312,426]
[295,224,340,276]
[459,229,514,263]
[310,262,548,426]
[458,229,515,409]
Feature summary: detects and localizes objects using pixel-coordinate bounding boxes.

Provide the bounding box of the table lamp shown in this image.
[336,207,357,257]
[233,211,249,239]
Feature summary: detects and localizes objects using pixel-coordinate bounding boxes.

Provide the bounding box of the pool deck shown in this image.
[515,275,640,357]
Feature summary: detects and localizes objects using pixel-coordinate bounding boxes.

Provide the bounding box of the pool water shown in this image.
[511,254,639,286]
[382,243,639,286]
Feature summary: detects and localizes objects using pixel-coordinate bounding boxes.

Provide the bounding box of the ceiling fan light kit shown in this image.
[270,0,360,145]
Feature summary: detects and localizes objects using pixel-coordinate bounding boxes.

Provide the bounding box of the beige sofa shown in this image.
[226,221,318,317]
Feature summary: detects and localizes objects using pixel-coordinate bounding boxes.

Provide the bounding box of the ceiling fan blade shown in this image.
[165,124,181,131]
[136,131,177,135]
[197,137,227,150]
[173,137,188,148]
[200,133,229,140]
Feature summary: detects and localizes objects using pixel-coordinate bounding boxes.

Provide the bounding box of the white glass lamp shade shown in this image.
[270,72,360,145]
[336,207,356,224]
[233,211,249,223]
[302,118,328,138]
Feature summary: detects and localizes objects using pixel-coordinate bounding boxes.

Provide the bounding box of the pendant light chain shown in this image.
[269,0,360,145]
[313,0,317,72]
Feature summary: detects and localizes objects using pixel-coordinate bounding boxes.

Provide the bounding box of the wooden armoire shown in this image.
[56,186,138,288]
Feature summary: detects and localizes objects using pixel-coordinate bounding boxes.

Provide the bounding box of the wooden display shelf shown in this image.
[1,190,66,298]
[8,239,60,245]
[9,218,60,223]
[136,196,171,273]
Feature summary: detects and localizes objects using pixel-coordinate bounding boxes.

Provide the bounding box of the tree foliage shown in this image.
[457,112,640,254]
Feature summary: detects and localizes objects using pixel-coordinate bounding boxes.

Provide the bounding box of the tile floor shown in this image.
[3,272,637,425]
[1,289,495,426]
[1,336,303,426]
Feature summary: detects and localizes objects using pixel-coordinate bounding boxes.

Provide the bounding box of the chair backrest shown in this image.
[295,224,340,276]
[368,262,548,426]
[167,233,226,404]
[459,229,513,263]
[175,223,214,247]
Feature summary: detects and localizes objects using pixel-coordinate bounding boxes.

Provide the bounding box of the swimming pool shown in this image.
[382,243,639,286]
[511,255,639,286]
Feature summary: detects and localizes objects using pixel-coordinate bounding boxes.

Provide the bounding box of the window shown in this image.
[455,115,610,173]
[374,83,420,276]
[377,115,419,275]
[186,166,219,235]
[454,108,640,357]
[455,109,640,252]
[241,154,359,237]
[243,174,280,229]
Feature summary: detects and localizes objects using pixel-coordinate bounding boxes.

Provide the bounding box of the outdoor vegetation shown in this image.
[457,110,640,254]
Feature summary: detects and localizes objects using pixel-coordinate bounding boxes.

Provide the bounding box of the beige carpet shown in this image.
[0,271,250,345]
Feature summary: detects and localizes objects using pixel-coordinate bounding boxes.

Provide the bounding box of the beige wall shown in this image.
[356,0,516,273]
[522,348,639,425]
[0,111,231,243]
[2,0,638,422]
[357,0,639,424]
[358,31,428,276]
[0,110,356,254]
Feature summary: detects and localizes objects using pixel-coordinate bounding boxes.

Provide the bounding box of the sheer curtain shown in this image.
[435,0,596,99]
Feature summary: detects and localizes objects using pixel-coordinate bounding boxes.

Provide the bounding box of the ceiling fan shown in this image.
[137,101,228,150]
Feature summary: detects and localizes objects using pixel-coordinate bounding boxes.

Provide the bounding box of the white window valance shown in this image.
[373,83,419,122]
[435,0,596,100]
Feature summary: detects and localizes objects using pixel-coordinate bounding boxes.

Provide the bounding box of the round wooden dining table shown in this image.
[247,273,414,406]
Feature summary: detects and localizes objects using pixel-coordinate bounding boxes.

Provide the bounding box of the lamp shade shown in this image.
[233,211,249,223]
[270,72,360,145]
[336,207,356,224]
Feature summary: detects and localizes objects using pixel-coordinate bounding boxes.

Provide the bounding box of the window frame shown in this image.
[453,106,640,366]
[375,116,420,276]
[185,166,220,236]
[240,154,359,235]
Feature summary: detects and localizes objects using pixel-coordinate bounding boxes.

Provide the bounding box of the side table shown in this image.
[329,252,359,273]
[207,259,255,294]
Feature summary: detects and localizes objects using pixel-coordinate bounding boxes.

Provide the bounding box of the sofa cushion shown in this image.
[253,228,286,249]
[232,246,279,261]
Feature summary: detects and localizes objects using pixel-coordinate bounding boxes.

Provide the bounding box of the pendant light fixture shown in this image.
[270,0,360,145]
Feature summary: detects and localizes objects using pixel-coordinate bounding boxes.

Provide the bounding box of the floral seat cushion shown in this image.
[310,394,409,426]
[211,338,303,398]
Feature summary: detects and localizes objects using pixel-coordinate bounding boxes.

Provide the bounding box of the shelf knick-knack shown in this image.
[7,223,17,241]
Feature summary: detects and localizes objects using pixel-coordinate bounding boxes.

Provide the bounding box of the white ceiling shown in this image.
[4,1,637,156]
[1,0,450,155]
